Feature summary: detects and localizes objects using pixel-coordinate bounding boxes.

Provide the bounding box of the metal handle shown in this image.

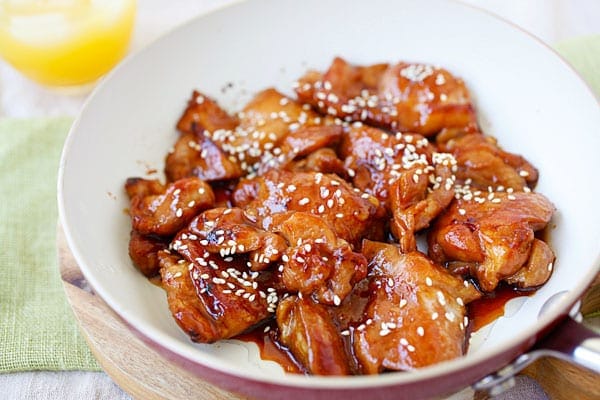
[473,317,600,396]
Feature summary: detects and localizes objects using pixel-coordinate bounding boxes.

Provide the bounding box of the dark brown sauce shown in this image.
[210,180,237,208]
[235,326,304,374]
[468,284,533,332]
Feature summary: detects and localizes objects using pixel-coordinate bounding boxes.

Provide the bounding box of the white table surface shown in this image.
[2,0,599,399]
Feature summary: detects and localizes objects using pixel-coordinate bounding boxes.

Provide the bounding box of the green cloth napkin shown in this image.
[555,35,600,98]
[0,36,598,374]
[0,118,99,372]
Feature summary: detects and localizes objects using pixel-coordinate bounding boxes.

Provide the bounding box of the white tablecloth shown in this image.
[2,1,598,399]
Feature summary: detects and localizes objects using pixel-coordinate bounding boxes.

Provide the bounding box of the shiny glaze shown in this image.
[468,285,533,332]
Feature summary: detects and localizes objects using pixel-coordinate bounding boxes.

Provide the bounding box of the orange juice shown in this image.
[0,0,136,88]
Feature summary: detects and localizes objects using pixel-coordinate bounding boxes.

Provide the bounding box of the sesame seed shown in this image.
[425,277,433,286]
[431,312,439,320]
[298,197,310,206]
[417,326,424,336]
[333,295,341,306]
[379,329,391,336]
[436,291,446,306]
[445,312,456,322]
[341,330,350,336]
[175,208,183,217]
[407,345,416,352]
[399,299,407,308]
[457,297,464,306]
[400,338,409,346]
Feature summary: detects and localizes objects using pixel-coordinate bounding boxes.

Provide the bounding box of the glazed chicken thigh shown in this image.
[295,57,477,136]
[353,241,481,373]
[428,192,555,292]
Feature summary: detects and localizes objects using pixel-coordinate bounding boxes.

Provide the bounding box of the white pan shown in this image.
[57,0,600,398]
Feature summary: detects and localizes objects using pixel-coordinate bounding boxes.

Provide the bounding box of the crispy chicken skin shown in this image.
[130,177,215,236]
[428,192,555,292]
[272,212,368,305]
[233,169,386,246]
[438,131,538,190]
[295,57,477,136]
[353,241,481,373]
[277,296,351,375]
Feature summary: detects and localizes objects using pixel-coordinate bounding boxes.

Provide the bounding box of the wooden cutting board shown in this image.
[57,226,599,400]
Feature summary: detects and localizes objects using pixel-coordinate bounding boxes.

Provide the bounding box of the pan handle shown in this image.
[473,316,600,396]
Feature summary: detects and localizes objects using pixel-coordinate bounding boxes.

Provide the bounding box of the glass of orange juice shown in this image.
[0,0,136,92]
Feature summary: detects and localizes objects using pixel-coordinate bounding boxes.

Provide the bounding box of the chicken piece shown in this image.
[339,125,456,250]
[276,296,351,375]
[233,169,385,246]
[130,177,215,236]
[176,90,239,135]
[159,249,274,343]
[285,147,347,176]
[207,89,329,176]
[128,230,169,277]
[389,156,456,252]
[125,177,165,200]
[339,125,435,204]
[352,241,481,374]
[438,132,538,190]
[428,192,555,292]
[165,131,243,182]
[505,239,555,288]
[295,57,477,136]
[179,207,287,271]
[272,212,367,305]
